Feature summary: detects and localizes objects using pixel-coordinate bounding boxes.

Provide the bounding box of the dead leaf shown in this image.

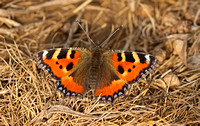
[172,39,187,66]
[163,73,181,87]
[187,54,200,69]
[153,48,166,64]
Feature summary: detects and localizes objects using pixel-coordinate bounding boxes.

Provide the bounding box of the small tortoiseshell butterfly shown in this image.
[36,23,158,103]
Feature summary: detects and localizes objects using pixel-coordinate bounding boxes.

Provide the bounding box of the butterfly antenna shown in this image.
[100,25,123,47]
[76,20,96,46]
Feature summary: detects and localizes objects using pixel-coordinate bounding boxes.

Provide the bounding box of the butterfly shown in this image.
[36,24,158,103]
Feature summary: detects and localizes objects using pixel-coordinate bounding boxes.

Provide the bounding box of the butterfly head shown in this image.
[90,41,104,52]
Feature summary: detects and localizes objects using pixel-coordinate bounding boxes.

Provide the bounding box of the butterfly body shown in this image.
[87,49,103,90]
[37,47,157,102]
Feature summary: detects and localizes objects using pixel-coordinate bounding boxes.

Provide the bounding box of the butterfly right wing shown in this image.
[94,50,157,102]
[36,48,91,97]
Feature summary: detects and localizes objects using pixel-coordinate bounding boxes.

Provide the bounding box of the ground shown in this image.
[0,0,200,125]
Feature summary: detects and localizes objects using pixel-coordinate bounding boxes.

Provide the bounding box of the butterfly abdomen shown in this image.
[86,50,103,90]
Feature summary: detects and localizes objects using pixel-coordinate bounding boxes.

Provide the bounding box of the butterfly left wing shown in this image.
[94,51,157,102]
[36,48,91,97]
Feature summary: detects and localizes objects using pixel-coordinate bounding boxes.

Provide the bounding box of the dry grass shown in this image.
[0,0,200,125]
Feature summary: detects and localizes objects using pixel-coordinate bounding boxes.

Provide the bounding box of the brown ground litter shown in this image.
[0,0,200,125]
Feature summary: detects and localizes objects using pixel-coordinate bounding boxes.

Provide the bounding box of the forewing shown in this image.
[111,51,158,84]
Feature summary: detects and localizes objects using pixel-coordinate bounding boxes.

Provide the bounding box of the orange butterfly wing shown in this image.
[94,51,157,102]
[112,51,157,83]
[37,48,90,97]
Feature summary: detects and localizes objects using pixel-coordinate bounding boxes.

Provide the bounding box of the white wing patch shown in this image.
[43,50,48,58]
[145,55,150,61]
